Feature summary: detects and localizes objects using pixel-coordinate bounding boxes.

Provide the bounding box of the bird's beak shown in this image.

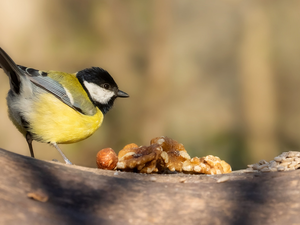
[117,90,129,98]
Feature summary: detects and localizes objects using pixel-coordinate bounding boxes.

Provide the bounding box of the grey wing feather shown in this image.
[28,76,85,114]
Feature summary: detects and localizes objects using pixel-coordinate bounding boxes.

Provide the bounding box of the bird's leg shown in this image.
[26,132,34,158]
[52,143,72,165]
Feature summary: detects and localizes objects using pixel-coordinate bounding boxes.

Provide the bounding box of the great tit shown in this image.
[0,47,129,164]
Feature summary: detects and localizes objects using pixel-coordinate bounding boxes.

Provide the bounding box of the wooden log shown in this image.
[0,148,299,225]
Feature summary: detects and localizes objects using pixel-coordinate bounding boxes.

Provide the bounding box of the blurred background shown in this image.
[0,0,299,169]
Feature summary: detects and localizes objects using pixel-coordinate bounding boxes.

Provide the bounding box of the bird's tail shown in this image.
[0,48,24,94]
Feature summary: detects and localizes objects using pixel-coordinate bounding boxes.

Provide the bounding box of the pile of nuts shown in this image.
[246,151,300,172]
[97,136,232,175]
[97,139,300,174]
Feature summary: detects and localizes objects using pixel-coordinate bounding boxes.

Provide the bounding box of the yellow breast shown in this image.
[29,93,103,144]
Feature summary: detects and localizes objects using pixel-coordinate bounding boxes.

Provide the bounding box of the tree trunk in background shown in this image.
[142,0,172,142]
[238,1,278,162]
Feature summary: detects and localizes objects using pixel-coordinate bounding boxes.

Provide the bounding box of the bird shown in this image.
[0,47,129,164]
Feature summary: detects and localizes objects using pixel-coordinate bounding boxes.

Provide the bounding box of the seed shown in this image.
[294,158,300,163]
[277,166,285,172]
[245,170,254,173]
[282,157,293,162]
[296,165,300,169]
[287,151,300,158]
[261,167,271,172]
[217,176,230,183]
[252,164,260,170]
[258,160,268,165]
[279,161,292,167]
[269,160,278,168]
[179,178,187,183]
[280,152,289,158]
[257,164,269,170]
[288,162,298,168]
[150,176,157,182]
[274,156,283,162]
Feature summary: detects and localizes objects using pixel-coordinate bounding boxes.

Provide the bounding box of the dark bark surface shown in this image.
[0,148,299,225]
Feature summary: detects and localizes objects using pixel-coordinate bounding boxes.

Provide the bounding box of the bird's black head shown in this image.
[77,67,129,114]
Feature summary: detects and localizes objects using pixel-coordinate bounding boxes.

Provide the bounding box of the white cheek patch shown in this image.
[83,81,115,104]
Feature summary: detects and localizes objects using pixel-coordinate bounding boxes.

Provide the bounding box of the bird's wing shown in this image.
[20,66,96,116]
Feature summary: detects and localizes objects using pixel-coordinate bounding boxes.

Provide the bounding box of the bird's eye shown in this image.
[102,83,110,89]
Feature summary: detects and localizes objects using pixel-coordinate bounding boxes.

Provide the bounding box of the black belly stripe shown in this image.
[20,115,30,129]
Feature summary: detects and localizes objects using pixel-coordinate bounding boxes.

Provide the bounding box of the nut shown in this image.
[151,136,190,172]
[220,159,232,173]
[113,136,232,175]
[96,148,118,170]
[182,156,231,175]
[117,143,162,173]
